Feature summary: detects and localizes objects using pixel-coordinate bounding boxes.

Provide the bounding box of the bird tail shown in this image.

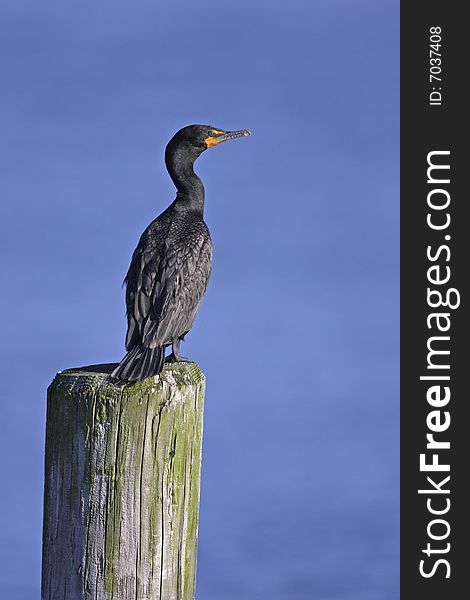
[111,345,165,382]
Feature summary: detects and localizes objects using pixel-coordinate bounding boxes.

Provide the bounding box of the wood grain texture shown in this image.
[41,362,205,600]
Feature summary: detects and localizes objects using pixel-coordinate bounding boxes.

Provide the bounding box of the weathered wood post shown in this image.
[41,362,205,600]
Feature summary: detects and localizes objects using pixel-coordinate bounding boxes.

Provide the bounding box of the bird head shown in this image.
[167,124,251,157]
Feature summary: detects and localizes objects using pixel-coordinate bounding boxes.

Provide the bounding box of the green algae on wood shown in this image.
[41,362,205,600]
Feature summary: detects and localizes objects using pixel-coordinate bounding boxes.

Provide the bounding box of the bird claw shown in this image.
[165,352,191,364]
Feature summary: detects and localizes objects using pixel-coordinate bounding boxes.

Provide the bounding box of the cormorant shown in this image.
[112,124,250,381]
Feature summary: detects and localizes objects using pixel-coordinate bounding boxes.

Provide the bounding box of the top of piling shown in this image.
[49,361,205,396]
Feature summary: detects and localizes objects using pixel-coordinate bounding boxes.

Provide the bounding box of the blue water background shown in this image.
[0,1,398,598]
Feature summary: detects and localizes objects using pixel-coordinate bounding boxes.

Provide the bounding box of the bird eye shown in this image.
[207,131,215,137]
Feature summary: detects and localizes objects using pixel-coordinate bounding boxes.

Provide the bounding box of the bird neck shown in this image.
[165,144,205,213]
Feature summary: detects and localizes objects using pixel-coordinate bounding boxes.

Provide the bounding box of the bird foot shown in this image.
[165,352,191,364]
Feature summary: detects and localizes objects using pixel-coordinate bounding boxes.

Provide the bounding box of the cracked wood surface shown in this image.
[41,362,205,600]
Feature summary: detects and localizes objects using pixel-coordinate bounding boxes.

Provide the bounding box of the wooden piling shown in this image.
[41,362,205,600]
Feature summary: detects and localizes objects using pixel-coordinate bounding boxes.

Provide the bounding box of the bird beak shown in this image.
[205,129,251,148]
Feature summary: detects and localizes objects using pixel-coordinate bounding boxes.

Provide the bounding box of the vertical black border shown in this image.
[401,3,468,598]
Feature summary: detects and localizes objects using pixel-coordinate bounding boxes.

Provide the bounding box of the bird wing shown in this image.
[124,217,212,351]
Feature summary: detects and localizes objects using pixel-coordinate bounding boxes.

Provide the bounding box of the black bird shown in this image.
[112,124,250,381]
